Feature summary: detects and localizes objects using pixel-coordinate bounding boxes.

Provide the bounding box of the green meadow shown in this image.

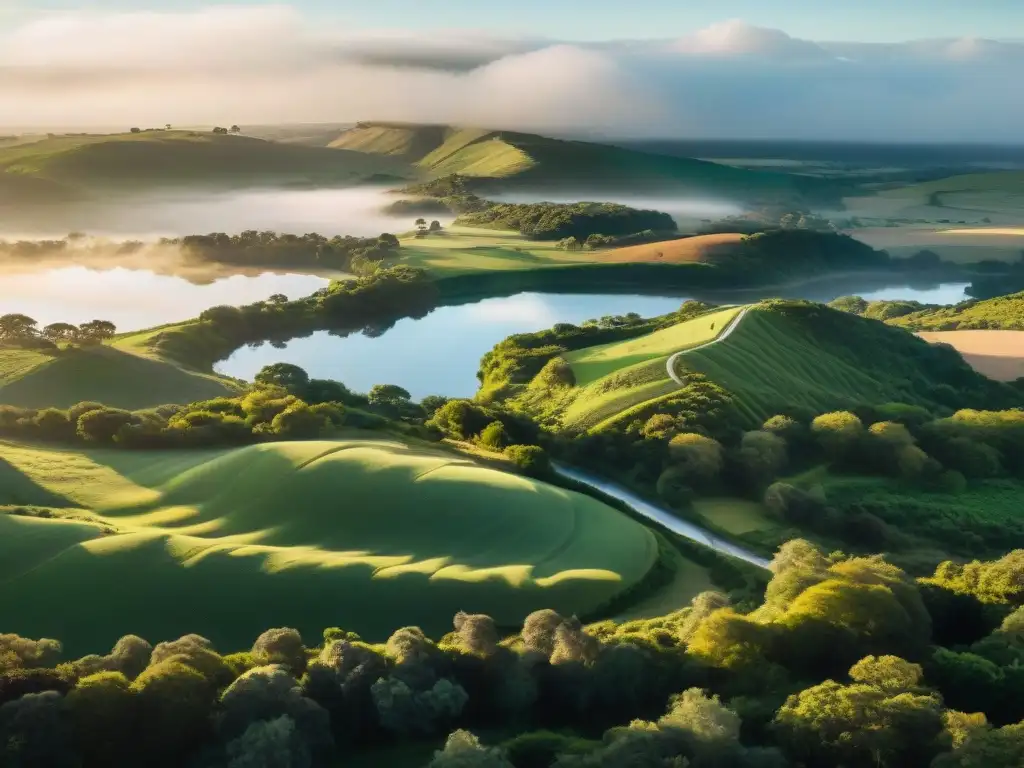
[0,343,238,410]
[0,438,657,655]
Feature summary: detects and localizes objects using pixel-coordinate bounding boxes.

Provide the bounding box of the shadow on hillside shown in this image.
[0,456,75,508]
[0,346,234,410]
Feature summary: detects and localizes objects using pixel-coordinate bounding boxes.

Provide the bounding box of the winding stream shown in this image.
[553,464,771,569]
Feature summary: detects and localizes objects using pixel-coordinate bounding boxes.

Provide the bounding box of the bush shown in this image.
[504,445,551,477]
[667,433,724,487]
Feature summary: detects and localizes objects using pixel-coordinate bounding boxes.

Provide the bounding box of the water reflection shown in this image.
[217,282,970,400]
[0,267,329,330]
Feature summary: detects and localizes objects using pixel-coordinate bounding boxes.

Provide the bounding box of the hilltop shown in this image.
[0,130,411,204]
[0,438,656,654]
[331,122,834,202]
[0,340,239,410]
[483,300,1018,432]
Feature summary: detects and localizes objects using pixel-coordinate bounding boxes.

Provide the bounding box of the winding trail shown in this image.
[551,304,771,570]
[666,305,752,385]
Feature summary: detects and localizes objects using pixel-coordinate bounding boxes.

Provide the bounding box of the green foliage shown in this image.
[503,444,551,477]
[456,201,676,241]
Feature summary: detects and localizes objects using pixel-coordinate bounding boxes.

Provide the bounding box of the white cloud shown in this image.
[0,6,1021,142]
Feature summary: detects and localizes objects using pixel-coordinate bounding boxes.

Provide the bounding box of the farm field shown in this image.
[0,343,238,409]
[0,438,658,655]
[917,330,1024,381]
[851,225,1024,262]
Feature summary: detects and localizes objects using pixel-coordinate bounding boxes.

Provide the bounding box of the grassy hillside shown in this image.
[0,130,412,203]
[498,301,1017,433]
[881,170,1024,214]
[0,438,656,654]
[0,344,238,409]
[332,122,827,200]
[677,303,1009,424]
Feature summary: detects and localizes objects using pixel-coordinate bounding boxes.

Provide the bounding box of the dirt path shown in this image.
[666,306,751,385]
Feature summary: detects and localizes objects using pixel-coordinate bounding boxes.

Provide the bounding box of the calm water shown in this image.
[0,267,329,330]
[217,281,970,400]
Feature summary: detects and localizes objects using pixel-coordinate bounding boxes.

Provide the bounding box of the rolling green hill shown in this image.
[0,130,412,203]
[882,170,1024,213]
[0,438,656,654]
[0,344,239,409]
[331,122,830,201]
[498,301,1018,432]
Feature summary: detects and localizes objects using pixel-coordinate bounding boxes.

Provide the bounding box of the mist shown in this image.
[1,186,447,241]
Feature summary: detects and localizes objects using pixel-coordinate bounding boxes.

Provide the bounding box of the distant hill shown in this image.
[331,122,836,203]
[883,291,1024,331]
[0,130,412,204]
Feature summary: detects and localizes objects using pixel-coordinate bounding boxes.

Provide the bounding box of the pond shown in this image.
[0,267,329,331]
[216,280,971,400]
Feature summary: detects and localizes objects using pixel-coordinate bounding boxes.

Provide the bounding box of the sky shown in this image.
[1,2,1023,141]
[6,0,1023,42]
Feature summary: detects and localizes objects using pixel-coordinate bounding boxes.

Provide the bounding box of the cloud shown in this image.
[0,6,1021,142]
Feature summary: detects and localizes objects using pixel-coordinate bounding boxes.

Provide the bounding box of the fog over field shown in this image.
[0,186,445,241]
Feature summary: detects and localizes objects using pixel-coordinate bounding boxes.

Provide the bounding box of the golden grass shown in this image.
[599,233,745,264]
[918,330,1024,382]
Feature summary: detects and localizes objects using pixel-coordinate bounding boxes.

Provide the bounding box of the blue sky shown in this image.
[7,0,1024,42]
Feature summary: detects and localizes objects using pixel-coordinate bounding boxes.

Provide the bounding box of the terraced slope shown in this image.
[331,122,816,199]
[0,439,657,654]
[0,345,238,409]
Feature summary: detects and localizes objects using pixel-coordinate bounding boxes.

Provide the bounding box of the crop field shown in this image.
[0,344,237,409]
[0,438,658,654]
[917,330,1024,381]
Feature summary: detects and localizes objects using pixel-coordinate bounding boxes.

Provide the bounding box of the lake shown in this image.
[0,267,329,331]
[217,280,971,400]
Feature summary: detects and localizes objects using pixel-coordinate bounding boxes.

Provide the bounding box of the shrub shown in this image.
[811,411,864,461]
[478,421,510,451]
[667,433,724,486]
[503,445,550,477]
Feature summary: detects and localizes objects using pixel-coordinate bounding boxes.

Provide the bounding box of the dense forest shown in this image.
[2,541,1021,767]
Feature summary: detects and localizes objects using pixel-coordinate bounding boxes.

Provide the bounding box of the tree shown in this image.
[415,218,428,236]
[213,126,229,135]
[230,125,241,134]
[255,364,310,394]
[165,124,172,130]
[77,408,134,443]
[42,323,78,343]
[368,384,411,409]
[429,220,442,232]
[811,411,864,461]
[667,432,724,487]
[77,320,116,344]
[428,730,514,768]
[737,430,787,487]
[130,127,141,133]
[0,314,38,341]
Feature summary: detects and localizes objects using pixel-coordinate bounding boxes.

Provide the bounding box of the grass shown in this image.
[692,498,775,536]
[542,308,741,430]
[0,437,658,655]
[0,130,411,202]
[565,307,741,385]
[0,344,239,410]
[612,547,714,622]
[599,234,746,264]
[333,122,818,199]
[888,291,1024,331]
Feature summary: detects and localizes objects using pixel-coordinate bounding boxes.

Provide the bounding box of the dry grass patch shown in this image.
[918,330,1024,381]
[599,233,745,264]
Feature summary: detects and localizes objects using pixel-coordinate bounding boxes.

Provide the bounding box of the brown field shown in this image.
[918,330,1024,381]
[600,233,745,263]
